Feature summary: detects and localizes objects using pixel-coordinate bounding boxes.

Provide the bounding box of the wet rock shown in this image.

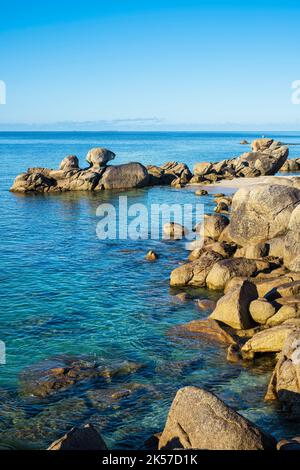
[284,204,300,272]
[195,189,208,196]
[242,321,300,359]
[227,344,242,363]
[159,387,276,450]
[249,298,277,324]
[20,356,143,397]
[163,222,187,240]
[210,281,258,330]
[145,250,158,261]
[229,184,300,246]
[48,424,107,450]
[175,292,193,302]
[277,437,300,450]
[170,251,223,287]
[196,298,217,311]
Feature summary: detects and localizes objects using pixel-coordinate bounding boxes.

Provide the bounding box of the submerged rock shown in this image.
[159,387,276,450]
[19,356,142,397]
[174,318,237,345]
[48,424,107,450]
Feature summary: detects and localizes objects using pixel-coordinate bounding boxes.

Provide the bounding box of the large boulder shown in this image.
[284,205,300,272]
[170,251,223,287]
[159,387,276,450]
[249,298,277,324]
[229,184,300,246]
[86,148,115,168]
[48,424,107,450]
[210,281,258,330]
[99,162,149,190]
[265,331,300,411]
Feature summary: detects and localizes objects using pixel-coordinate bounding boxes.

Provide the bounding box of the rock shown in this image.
[175,292,192,302]
[229,184,300,246]
[195,189,208,196]
[249,299,277,324]
[242,322,300,358]
[214,201,229,213]
[194,214,229,240]
[163,222,187,240]
[99,162,149,189]
[284,204,300,272]
[172,318,237,345]
[59,155,79,171]
[86,148,115,168]
[19,356,142,397]
[10,152,150,193]
[145,250,158,261]
[206,258,264,291]
[265,331,300,411]
[48,424,107,450]
[158,387,276,450]
[227,344,242,363]
[274,280,300,299]
[160,161,192,184]
[196,299,217,311]
[277,437,300,450]
[267,305,300,327]
[224,276,248,293]
[255,276,297,298]
[170,251,223,287]
[240,139,249,145]
[251,138,274,152]
[193,162,213,176]
[210,281,258,330]
[234,243,269,260]
[268,237,285,259]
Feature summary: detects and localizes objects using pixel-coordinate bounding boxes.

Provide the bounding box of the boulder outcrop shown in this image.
[158,387,276,450]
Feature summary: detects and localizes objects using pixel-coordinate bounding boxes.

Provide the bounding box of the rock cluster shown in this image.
[191,138,289,184]
[170,177,300,412]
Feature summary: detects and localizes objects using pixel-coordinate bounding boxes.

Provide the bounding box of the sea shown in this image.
[0,131,300,449]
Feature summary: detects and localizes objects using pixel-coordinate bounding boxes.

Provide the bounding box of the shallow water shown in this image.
[1,131,300,449]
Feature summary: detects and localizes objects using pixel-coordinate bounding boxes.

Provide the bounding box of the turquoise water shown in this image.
[1,131,300,449]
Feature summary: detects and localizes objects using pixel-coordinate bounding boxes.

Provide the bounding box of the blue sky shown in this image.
[0,0,300,130]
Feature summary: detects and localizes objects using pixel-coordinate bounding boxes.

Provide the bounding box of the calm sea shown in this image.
[0,131,300,449]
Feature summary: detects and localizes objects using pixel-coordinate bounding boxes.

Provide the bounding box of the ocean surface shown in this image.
[1,131,300,449]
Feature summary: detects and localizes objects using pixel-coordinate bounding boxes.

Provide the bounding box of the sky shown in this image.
[0,0,300,130]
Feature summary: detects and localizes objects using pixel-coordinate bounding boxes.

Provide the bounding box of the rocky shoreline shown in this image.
[9,137,300,450]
